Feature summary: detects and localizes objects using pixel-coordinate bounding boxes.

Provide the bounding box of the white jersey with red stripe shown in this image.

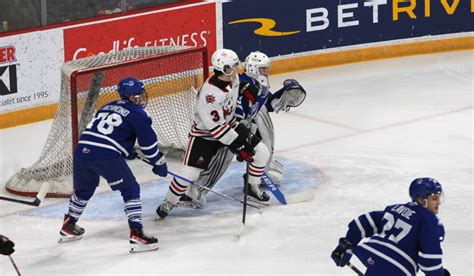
[191,75,240,145]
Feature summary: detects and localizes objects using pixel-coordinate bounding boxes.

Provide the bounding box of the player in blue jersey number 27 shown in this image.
[331,177,450,276]
[58,77,168,253]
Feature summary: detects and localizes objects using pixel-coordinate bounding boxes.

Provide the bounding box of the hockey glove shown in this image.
[229,123,259,162]
[235,134,261,162]
[152,153,168,177]
[0,235,15,255]
[331,238,353,267]
[239,81,259,104]
[230,142,255,162]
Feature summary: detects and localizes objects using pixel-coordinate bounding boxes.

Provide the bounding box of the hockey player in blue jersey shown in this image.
[58,77,168,253]
[331,177,450,275]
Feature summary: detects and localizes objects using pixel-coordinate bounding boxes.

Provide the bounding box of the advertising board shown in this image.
[64,3,216,62]
[222,0,473,58]
[0,30,63,113]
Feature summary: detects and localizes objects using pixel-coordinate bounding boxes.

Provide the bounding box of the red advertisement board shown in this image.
[63,3,215,62]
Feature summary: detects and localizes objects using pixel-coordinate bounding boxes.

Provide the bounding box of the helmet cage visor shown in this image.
[128,90,148,108]
[223,61,240,76]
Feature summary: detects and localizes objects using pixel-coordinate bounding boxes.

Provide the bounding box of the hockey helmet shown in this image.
[409,177,443,201]
[211,49,240,75]
[117,77,148,107]
[245,51,271,87]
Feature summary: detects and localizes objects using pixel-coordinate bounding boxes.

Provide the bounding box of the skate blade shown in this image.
[154,214,166,221]
[58,234,83,243]
[129,243,159,253]
[246,196,271,205]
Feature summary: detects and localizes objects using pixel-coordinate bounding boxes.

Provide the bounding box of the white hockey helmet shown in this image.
[245,51,271,87]
[211,49,240,75]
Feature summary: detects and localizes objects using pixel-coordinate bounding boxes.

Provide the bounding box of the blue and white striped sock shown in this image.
[67,194,89,223]
[125,198,143,229]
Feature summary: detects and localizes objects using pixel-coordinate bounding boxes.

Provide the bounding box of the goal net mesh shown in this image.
[5,46,206,197]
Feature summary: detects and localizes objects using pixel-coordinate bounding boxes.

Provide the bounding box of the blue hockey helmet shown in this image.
[117,77,148,107]
[409,177,443,201]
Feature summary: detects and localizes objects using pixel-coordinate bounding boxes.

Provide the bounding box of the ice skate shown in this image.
[156,200,175,219]
[184,184,207,208]
[58,215,85,243]
[176,194,198,209]
[129,227,159,253]
[245,183,270,205]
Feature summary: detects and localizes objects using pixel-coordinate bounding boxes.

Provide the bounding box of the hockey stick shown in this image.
[348,262,364,276]
[242,156,251,225]
[167,171,261,212]
[137,157,262,212]
[0,182,50,207]
[8,255,21,276]
[260,173,287,204]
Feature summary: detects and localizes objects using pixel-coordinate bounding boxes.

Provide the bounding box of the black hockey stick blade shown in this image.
[348,262,364,276]
[0,196,41,206]
[0,182,50,207]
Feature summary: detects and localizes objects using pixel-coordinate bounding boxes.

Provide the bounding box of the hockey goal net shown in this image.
[5,46,208,198]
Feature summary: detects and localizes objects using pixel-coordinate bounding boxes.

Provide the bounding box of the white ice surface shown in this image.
[0,51,472,275]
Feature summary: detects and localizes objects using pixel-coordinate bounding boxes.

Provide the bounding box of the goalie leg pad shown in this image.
[266,158,284,185]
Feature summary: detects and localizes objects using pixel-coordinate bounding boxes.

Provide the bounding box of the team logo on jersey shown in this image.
[206,94,216,104]
[222,96,234,118]
[367,257,375,265]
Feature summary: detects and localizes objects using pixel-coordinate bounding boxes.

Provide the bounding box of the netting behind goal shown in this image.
[5,46,208,198]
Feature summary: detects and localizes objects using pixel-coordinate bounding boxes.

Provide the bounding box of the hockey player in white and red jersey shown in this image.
[155,48,266,219]
[184,51,306,207]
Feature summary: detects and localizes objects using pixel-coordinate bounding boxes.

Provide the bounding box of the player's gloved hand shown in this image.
[239,81,259,104]
[235,133,261,162]
[152,153,168,177]
[0,235,15,255]
[229,123,259,162]
[331,238,353,267]
[444,269,450,276]
[232,142,255,162]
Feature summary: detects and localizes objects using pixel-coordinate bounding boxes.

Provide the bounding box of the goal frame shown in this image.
[70,46,208,153]
[4,46,208,198]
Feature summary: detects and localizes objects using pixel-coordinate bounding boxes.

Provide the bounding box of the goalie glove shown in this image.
[271,79,307,113]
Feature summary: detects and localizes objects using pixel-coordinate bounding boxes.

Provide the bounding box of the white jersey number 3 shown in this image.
[87,112,123,135]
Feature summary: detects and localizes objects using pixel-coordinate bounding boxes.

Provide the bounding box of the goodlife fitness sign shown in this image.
[63,3,216,62]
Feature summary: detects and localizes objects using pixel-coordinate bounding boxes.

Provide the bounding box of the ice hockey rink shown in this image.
[0,50,472,275]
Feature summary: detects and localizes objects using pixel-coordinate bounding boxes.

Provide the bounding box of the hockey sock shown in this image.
[248,163,265,184]
[167,177,190,205]
[124,198,143,229]
[67,194,90,223]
